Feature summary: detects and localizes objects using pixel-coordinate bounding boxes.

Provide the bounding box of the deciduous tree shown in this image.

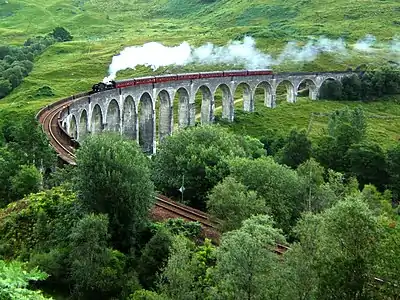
[74,133,154,252]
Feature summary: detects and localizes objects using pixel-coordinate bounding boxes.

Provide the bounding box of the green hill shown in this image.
[0,0,399,137]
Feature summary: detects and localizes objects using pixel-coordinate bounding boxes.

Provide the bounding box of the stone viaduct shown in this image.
[62,71,351,154]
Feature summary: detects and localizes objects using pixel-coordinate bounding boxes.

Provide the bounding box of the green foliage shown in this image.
[297,158,340,212]
[276,128,312,168]
[0,186,79,259]
[152,125,264,209]
[347,141,388,191]
[158,236,216,300]
[283,196,385,299]
[151,219,202,240]
[210,215,285,299]
[319,79,343,100]
[74,133,155,252]
[130,290,169,300]
[228,156,306,233]
[259,129,286,156]
[207,176,267,232]
[0,259,50,300]
[137,228,173,290]
[51,27,72,42]
[320,67,400,101]
[386,143,400,200]
[11,165,43,200]
[69,213,136,299]
[0,33,56,99]
[315,106,367,172]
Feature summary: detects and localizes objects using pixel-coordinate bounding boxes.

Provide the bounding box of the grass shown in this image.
[0,0,399,137]
[220,95,400,148]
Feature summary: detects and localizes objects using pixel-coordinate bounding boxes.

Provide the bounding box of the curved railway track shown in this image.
[37,93,290,254]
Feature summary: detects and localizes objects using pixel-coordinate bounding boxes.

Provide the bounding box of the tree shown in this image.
[10,164,43,200]
[314,107,367,172]
[158,236,216,300]
[319,79,343,100]
[152,125,264,209]
[74,133,154,252]
[276,128,312,168]
[0,79,11,99]
[207,176,267,232]
[211,215,285,300]
[0,260,50,300]
[158,236,198,300]
[4,116,56,170]
[347,141,388,191]
[228,156,306,232]
[341,74,362,100]
[137,228,173,290]
[51,27,73,42]
[130,290,169,300]
[297,158,339,212]
[287,196,383,300]
[386,143,400,200]
[68,213,136,299]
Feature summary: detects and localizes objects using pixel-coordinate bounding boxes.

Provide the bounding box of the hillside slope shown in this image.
[0,0,399,117]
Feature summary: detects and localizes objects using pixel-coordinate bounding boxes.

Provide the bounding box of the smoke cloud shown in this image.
[103,35,400,83]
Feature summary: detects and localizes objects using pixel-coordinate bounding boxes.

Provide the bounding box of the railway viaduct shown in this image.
[61,71,351,154]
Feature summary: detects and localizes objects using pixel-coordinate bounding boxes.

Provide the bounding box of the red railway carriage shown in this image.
[155,74,178,83]
[135,76,156,85]
[177,73,200,81]
[223,70,249,77]
[115,79,136,89]
[247,69,273,76]
[199,71,224,79]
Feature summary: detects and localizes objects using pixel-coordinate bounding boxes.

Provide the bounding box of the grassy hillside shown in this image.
[219,96,400,149]
[0,0,399,139]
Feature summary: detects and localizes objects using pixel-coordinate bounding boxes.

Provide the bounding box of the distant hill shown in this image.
[0,0,399,110]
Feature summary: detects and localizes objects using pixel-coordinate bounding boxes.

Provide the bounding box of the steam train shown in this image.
[91,69,274,93]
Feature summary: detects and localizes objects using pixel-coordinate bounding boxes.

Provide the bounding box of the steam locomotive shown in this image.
[91,69,273,93]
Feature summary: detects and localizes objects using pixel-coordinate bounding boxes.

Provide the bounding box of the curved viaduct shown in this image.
[61,71,351,154]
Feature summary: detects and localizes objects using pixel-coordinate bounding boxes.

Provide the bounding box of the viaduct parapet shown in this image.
[61,71,351,154]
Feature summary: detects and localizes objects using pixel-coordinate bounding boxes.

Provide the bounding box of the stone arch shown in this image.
[157,90,173,142]
[122,96,137,140]
[194,85,213,124]
[253,81,273,109]
[275,80,296,103]
[214,84,233,122]
[138,92,154,154]
[106,99,121,132]
[79,110,88,141]
[174,87,190,128]
[91,104,103,134]
[296,78,318,100]
[233,82,252,112]
[69,115,77,139]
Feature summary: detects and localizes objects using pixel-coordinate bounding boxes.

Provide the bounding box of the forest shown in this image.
[0,103,399,299]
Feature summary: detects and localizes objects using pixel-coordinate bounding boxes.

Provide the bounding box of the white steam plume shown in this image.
[103,35,399,83]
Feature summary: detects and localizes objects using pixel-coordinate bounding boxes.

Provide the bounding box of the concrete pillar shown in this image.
[158,91,172,142]
[200,88,213,124]
[287,84,296,103]
[271,93,277,108]
[243,86,253,112]
[219,84,234,122]
[179,90,190,128]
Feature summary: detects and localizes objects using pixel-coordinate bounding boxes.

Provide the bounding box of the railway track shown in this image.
[36,94,223,237]
[37,93,290,254]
